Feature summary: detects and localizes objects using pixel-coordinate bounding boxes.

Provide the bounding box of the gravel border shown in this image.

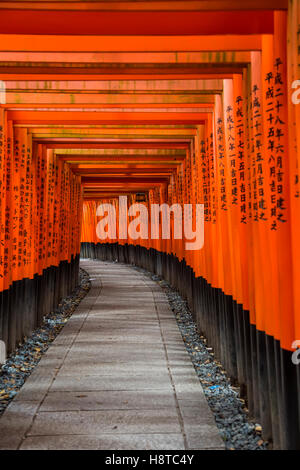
[0,268,91,416]
[134,265,268,451]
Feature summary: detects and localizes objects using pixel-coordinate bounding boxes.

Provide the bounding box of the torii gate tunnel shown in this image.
[0,0,300,451]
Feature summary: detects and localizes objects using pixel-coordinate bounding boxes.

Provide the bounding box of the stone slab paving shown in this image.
[0,260,224,450]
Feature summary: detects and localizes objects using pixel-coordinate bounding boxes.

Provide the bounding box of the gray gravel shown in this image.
[134,266,268,451]
[0,268,90,415]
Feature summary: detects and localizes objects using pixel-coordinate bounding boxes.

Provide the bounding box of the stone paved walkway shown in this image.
[0,260,224,450]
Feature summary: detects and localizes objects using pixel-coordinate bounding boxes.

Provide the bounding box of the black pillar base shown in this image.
[0,254,80,355]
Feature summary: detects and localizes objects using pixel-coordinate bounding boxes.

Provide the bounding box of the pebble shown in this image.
[0,269,91,416]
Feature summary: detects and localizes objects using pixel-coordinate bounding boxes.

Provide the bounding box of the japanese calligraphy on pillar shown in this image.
[209,130,216,224]
[273,57,287,226]
[225,104,238,208]
[0,110,4,286]
[216,118,227,211]
[264,70,278,230]
[202,137,209,222]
